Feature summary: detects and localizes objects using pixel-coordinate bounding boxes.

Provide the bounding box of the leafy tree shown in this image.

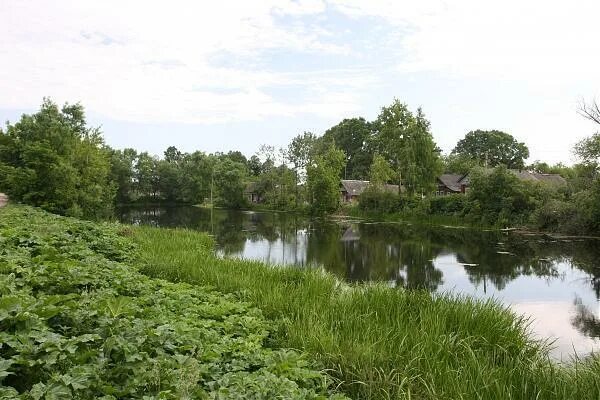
[286,131,317,206]
[369,154,395,189]
[322,118,373,179]
[248,155,263,176]
[109,148,138,204]
[373,99,442,195]
[306,145,346,214]
[179,151,213,204]
[0,98,114,218]
[135,152,159,201]
[213,158,247,209]
[466,166,546,226]
[442,154,479,175]
[451,130,529,169]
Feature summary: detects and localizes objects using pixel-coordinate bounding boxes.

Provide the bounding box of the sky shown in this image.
[1,0,599,164]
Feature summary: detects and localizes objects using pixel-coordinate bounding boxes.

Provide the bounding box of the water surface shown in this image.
[120,206,600,359]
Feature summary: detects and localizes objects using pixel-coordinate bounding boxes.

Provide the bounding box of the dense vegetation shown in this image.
[0,206,344,399]
[1,96,599,231]
[133,224,600,400]
[0,99,115,219]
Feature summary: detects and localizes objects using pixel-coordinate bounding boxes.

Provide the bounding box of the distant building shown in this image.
[436,174,469,196]
[340,180,401,203]
[435,170,567,196]
[244,182,263,204]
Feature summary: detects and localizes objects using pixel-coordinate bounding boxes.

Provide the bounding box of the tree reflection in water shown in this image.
[572,296,600,338]
[120,206,600,341]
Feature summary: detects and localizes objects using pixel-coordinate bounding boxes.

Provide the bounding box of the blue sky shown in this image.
[1,0,599,164]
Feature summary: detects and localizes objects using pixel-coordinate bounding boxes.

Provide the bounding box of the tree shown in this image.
[574,100,600,166]
[467,166,544,226]
[442,153,479,175]
[0,98,114,218]
[248,155,263,176]
[369,154,395,189]
[451,130,529,169]
[179,151,213,204]
[286,131,317,206]
[306,145,346,214]
[135,152,159,201]
[109,148,138,204]
[213,158,247,209]
[322,118,373,179]
[373,99,442,195]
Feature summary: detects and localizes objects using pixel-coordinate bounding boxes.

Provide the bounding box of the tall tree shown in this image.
[135,152,159,201]
[373,99,442,195]
[306,145,346,214]
[213,158,247,209]
[322,118,373,179]
[369,154,395,189]
[286,131,317,206]
[451,130,529,169]
[109,148,138,204]
[0,98,114,218]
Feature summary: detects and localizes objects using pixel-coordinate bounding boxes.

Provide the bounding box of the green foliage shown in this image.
[134,224,600,400]
[442,153,479,175]
[0,99,115,219]
[373,100,443,195]
[321,118,373,180]
[368,154,395,188]
[358,189,400,214]
[214,158,248,209]
[575,133,600,165]
[466,166,548,226]
[429,194,468,216]
[306,146,346,214]
[0,205,344,399]
[452,130,530,169]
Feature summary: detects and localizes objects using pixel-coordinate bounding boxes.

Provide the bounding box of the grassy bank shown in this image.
[0,206,344,399]
[133,225,600,400]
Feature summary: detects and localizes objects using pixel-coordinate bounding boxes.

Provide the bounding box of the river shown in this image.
[120,205,600,360]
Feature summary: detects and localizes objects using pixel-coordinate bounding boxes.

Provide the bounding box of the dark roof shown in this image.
[531,173,568,186]
[437,174,465,192]
[340,180,401,195]
[340,180,369,195]
[448,170,567,187]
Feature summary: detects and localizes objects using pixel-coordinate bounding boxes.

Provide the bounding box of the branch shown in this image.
[578,99,600,125]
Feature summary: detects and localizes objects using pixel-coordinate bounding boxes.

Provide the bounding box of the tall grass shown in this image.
[133,226,600,399]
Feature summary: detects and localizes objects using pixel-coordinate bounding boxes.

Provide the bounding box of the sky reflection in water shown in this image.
[121,206,600,359]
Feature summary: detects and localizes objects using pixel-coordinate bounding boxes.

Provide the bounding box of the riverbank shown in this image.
[0,205,344,399]
[133,225,600,400]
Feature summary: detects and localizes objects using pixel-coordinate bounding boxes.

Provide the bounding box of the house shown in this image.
[436,174,469,196]
[435,170,567,196]
[244,182,263,204]
[340,180,401,203]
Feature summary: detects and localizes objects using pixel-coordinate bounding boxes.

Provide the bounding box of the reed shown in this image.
[133,226,600,399]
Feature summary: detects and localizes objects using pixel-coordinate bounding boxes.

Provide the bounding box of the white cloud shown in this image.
[0,0,361,123]
[2,0,600,162]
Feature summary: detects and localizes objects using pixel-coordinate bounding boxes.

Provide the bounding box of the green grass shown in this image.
[0,205,344,399]
[133,225,600,400]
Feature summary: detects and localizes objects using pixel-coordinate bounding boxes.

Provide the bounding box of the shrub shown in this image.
[430,194,468,216]
[358,188,400,214]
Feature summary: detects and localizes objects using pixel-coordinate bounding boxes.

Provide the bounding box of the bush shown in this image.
[358,189,401,214]
[430,194,468,216]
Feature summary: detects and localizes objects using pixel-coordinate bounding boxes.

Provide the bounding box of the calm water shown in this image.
[120,206,600,359]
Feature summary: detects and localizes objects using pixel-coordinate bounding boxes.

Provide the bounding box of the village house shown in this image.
[340,180,401,203]
[436,174,469,196]
[435,170,567,196]
[244,182,263,204]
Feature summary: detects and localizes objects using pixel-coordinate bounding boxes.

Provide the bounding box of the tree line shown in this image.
[1,97,599,234]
